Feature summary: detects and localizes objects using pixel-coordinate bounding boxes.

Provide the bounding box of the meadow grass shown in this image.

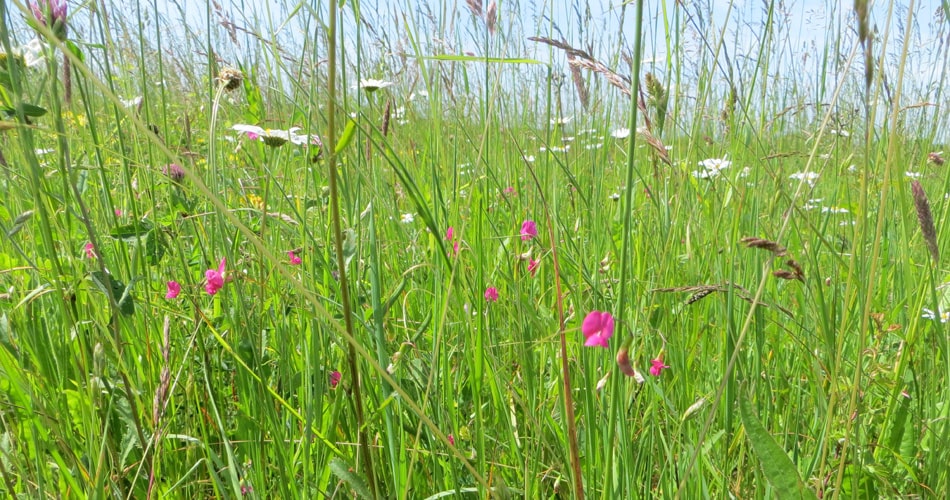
[0,0,948,498]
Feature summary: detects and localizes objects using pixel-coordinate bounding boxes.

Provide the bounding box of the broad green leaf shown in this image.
[65,40,84,62]
[334,119,357,154]
[109,221,154,241]
[329,457,372,499]
[90,271,135,316]
[342,228,357,271]
[739,391,817,499]
[142,231,167,266]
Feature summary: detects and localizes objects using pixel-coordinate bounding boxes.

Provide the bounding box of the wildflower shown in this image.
[611,127,631,139]
[288,251,301,266]
[165,281,181,299]
[503,186,516,196]
[120,96,143,108]
[400,213,414,223]
[929,151,944,166]
[83,242,96,259]
[329,370,342,388]
[520,220,538,241]
[114,209,123,217]
[649,357,670,376]
[821,206,850,214]
[905,171,922,180]
[232,124,320,148]
[484,287,499,302]
[217,66,243,91]
[789,171,819,185]
[921,308,950,323]
[698,157,731,171]
[359,79,394,92]
[616,346,644,381]
[445,226,455,241]
[581,311,614,348]
[829,129,850,137]
[447,434,455,446]
[2,38,46,68]
[205,258,226,295]
[29,0,68,40]
[234,124,264,141]
[527,258,539,276]
[162,163,185,183]
[692,157,731,179]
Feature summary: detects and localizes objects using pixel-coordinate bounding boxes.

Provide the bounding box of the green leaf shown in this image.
[90,271,135,316]
[342,228,357,271]
[739,390,817,499]
[329,458,372,499]
[65,40,84,62]
[19,103,46,117]
[334,119,357,154]
[109,221,154,242]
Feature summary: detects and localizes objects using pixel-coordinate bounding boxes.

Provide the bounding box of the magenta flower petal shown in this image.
[528,258,540,276]
[165,281,181,299]
[582,311,614,348]
[329,370,342,388]
[205,258,227,295]
[288,251,302,265]
[520,220,538,241]
[484,286,499,302]
[649,358,670,377]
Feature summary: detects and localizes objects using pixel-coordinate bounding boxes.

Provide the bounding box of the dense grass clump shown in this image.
[0,0,948,498]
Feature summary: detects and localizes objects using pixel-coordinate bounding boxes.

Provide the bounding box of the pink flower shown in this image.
[445,226,455,241]
[581,311,614,348]
[447,434,455,446]
[205,258,226,295]
[329,370,342,388]
[528,258,540,276]
[649,358,670,377]
[484,286,499,302]
[503,186,516,196]
[452,241,460,255]
[83,242,96,259]
[288,251,302,265]
[165,281,181,299]
[114,209,123,217]
[520,220,538,241]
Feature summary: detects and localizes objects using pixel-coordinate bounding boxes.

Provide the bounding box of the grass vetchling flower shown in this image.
[288,251,302,266]
[520,220,537,241]
[649,357,670,377]
[484,287,499,302]
[329,370,342,388]
[165,281,181,299]
[582,311,614,348]
[528,258,539,276]
[205,258,226,295]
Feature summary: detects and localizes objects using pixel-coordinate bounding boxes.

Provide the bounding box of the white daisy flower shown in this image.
[359,79,394,92]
